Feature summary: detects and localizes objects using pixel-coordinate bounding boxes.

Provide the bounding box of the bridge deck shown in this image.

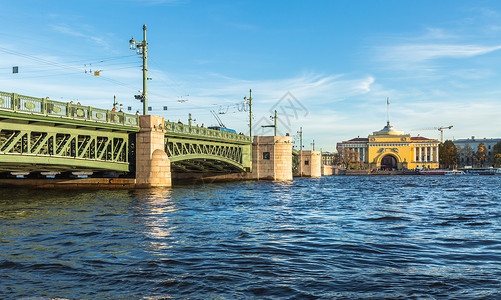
[164,122,251,144]
[0,91,139,173]
[0,91,139,130]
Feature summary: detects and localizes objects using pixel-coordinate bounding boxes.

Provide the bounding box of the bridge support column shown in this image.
[136,115,171,188]
[252,136,292,180]
[298,150,321,177]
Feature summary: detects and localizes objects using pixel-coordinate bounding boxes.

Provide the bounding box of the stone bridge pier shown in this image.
[251,136,293,181]
[297,150,322,178]
[135,115,172,188]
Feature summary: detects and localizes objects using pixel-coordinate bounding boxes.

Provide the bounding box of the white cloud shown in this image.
[381,43,501,65]
[178,73,375,106]
[49,25,111,49]
[372,22,501,73]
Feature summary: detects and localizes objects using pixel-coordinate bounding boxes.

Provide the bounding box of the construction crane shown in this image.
[412,126,453,143]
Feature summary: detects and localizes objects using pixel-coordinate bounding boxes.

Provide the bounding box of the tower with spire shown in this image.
[373,97,404,136]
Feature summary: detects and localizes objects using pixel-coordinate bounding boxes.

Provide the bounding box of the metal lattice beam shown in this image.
[165,136,251,173]
[0,116,133,172]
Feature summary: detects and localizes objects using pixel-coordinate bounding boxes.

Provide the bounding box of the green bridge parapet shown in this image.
[0,91,139,128]
[164,121,251,144]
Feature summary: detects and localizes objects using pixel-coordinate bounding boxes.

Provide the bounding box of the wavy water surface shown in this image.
[0,176,500,299]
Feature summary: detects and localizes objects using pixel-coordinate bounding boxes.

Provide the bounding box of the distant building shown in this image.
[336,121,440,170]
[321,152,336,165]
[453,137,501,167]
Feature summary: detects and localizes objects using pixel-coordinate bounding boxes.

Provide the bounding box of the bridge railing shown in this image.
[0,91,139,127]
[164,121,251,143]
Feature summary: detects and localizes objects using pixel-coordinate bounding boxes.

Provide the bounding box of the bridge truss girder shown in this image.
[165,137,251,173]
[0,119,133,172]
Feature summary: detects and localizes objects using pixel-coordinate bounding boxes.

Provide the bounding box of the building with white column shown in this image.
[336,122,440,170]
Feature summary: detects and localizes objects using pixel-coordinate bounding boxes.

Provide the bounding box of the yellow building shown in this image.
[321,152,336,165]
[337,121,440,170]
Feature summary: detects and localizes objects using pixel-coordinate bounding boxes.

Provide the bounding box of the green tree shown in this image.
[460,144,474,166]
[339,148,357,169]
[476,143,487,167]
[333,153,341,166]
[439,140,458,169]
[493,141,501,167]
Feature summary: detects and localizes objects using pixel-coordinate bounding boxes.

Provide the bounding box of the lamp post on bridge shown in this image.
[297,127,303,176]
[188,113,196,127]
[261,110,278,136]
[244,89,253,139]
[129,25,148,115]
[271,110,277,136]
[297,127,303,152]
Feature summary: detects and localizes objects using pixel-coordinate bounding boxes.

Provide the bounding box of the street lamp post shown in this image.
[297,127,303,151]
[297,127,303,176]
[129,24,148,115]
[261,110,278,135]
[244,89,253,139]
[272,110,277,136]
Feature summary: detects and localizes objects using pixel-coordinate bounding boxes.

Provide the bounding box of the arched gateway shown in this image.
[380,154,398,170]
[337,121,440,170]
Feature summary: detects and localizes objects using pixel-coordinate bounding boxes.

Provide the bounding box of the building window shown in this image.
[263,152,270,160]
[305,160,309,165]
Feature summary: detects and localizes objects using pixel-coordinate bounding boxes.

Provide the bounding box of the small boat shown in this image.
[463,169,496,175]
[444,170,465,175]
[418,170,465,175]
[418,170,447,175]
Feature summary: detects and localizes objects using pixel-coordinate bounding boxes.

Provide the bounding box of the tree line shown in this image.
[440,140,501,169]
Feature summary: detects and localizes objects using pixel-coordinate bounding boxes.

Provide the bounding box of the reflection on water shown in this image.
[1,176,501,299]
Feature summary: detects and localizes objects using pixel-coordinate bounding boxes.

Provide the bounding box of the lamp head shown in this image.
[129,37,136,50]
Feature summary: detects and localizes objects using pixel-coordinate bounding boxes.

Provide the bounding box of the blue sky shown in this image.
[1,1,501,151]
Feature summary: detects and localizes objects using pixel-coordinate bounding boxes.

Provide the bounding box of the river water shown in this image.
[1,175,500,299]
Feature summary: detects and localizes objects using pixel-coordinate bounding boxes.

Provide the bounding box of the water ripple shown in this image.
[1,176,500,298]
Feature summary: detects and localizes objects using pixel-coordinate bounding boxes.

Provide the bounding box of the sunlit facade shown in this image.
[321,152,336,165]
[337,122,440,170]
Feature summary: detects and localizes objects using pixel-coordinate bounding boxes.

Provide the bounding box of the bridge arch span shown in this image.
[169,154,246,173]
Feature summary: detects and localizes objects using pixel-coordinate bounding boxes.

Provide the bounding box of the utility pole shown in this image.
[244,89,253,139]
[298,127,303,151]
[142,25,148,116]
[297,127,303,176]
[261,110,278,135]
[129,24,148,115]
[311,139,315,151]
[274,110,277,136]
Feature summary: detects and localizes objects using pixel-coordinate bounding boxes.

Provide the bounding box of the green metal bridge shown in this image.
[164,122,251,173]
[0,91,252,175]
